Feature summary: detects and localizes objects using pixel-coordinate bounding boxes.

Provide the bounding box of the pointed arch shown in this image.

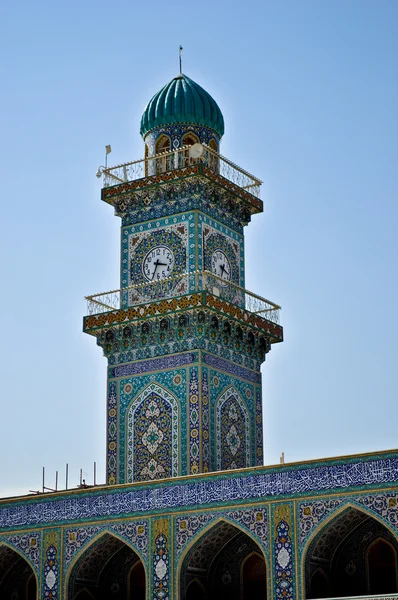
[367,537,398,593]
[128,559,146,599]
[186,577,206,600]
[215,385,251,471]
[126,382,179,482]
[65,529,147,600]
[241,551,267,600]
[155,134,172,173]
[177,516,268,600]
[302,501,398,598]
[0,540,39,579]
[182,132,199,147]
[0,542,38,599]
[74,589,95,600]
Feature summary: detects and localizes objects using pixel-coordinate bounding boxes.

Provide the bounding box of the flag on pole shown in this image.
[105,145,112,155]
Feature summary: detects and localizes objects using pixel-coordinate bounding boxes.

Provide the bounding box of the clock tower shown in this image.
[83,73,283,485]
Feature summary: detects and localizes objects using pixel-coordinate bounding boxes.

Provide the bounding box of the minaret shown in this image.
[83,72,283,485]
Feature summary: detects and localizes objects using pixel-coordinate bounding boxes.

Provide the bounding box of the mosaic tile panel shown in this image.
[109,352,197,379]
[144,124,220,156]
[1,456,398,528]
[299,492,398,547]
[43,529,60,600]
[201,219,243,290]
[0,532,41,570]
[211,371,255,470]
[153,519,170,600]
[118,178,247,233]
[65,526,101,565]
[255,386,263,466]
[65,520,148,566]
[124,219,189,305]
[127,383,179,482]
[299,498,343,544]
[203,353,261,384]
[188,367,200,475]
[175,507,268,559]
[216,386,250,471]
[107,381,118,485]
[119,368,187,482]
[274,505,294,600]
[357,492,398,529]
[201,368,210,472]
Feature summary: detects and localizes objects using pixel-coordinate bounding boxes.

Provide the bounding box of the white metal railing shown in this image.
[99,144,262,198]
[85,270,280,324]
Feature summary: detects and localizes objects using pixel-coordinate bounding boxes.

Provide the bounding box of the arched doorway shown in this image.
[68,532,145,600]
[0,544,37,599]
[368,538,397,593]
[180,520,267,600]
[305,506,398,598]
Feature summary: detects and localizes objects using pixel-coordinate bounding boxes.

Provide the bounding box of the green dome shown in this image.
[140,74,224,138]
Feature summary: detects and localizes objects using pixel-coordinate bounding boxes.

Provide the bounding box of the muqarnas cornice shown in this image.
[101,167,262,230]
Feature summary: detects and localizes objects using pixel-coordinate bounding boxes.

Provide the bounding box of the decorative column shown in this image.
[152,517,171,600]
[272,504,296,600]
[42,528,61,600]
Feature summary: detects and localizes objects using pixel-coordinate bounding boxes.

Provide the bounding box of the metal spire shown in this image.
[179,46,183,74]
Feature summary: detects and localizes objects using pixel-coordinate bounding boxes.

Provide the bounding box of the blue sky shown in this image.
[0,0,397,497]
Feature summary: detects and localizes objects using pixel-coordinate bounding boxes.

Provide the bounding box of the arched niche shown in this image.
[67,531,146,600]
[179,519,267,600]
[126,382,179,482]
[181,132,200,167]
[128,560,146,600]
[367,537,398,593]
[215,386,251,471]
[155,134,172,173]
[186,578,206,600]
[0,543,37,600]
[242,551,267,600]
[304,504,398,598]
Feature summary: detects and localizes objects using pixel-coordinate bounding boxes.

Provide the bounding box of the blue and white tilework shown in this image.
[126,383,179,482]
[215,386,250,471]
[1,457,398,529]
[144,124,219,158]
[203,353,261,384]
[274,512,294,600]
[199,215,244,287]
[201,368,210,472]
[175,506,268,559]
[153,524,170,600]
[43,542,58,599]
[122,216,192,305]
[299,492,398,546]
[65,520,148,567]
[188,367,200,474]
[210,369,257,469]
[0,532,41,570]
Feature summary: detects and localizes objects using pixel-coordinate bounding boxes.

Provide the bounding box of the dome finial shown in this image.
[179,45,183,75]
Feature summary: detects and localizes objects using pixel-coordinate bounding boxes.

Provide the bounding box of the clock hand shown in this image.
[151,259,168,280]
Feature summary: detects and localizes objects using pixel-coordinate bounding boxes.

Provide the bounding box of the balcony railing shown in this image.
[99,144,262,198]
[85,271,280,324]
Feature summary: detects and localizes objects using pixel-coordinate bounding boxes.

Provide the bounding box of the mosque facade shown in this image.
[0,72,397,600]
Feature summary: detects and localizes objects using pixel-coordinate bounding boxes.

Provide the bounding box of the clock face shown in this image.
[142,246,175,281]
[211,250,231,285]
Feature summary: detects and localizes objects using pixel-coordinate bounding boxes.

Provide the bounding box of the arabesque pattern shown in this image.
[127,383,179,481]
